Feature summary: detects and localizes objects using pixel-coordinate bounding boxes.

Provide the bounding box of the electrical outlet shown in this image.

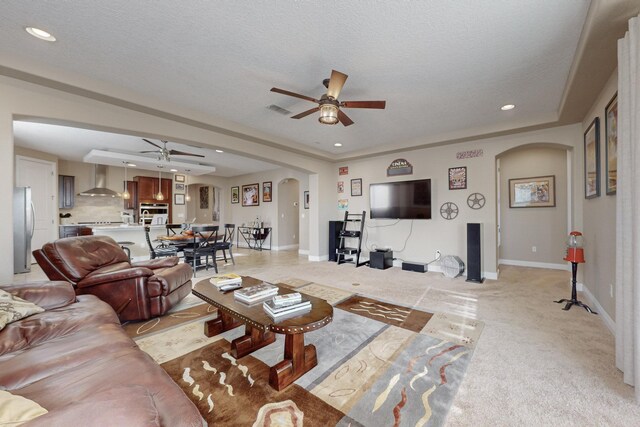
[532,246,537,253]
[610,284,614,298]
[435,250,441,259]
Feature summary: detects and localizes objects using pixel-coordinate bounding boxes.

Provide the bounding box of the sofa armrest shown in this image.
[0,281,76,310]
[132,257,179,270]
[78,267,154,289]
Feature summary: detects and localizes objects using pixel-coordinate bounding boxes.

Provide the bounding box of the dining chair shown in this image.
[214,224,235,265]
[144,226,178,259]
[182,225,219,276]
[166,223,183,236]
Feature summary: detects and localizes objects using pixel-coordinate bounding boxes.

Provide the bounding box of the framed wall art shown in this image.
[175,174,185,182]
[199,186,209,209]
[605,94,617,195]
[337,181,344,193]
[231,186,239,204]
[303,191,309,209]
[174,194,185,205]
[584,117,600,199]
[351,178,362,196]
[242,183,260,207]
[175,183,185,191]
[263,181,272,202]
[448,166,467,190]
[509,175,556,208]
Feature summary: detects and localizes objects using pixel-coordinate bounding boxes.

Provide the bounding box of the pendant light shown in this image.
[185,173,191,201]
[156,168,164,201]
[122,162,130,200]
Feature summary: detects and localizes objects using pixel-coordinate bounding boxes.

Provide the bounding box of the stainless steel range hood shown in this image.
[78,164,121,197]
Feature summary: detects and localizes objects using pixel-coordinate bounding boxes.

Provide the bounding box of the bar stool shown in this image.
[117,241,135,260]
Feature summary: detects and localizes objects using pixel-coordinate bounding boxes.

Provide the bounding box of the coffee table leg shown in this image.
[231,324,276,359]
[204,310,243,337]
[269,333,317,391]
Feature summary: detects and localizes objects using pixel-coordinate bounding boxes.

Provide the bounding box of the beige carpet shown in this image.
[15,249,640,425]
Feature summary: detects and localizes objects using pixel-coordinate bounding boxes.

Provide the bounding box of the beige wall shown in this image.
[333,125,582,278]
[498,146,569,266]
[277,179,300,249]
[581,70,618,318]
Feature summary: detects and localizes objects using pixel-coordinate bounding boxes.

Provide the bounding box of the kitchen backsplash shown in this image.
[60,196,133,224]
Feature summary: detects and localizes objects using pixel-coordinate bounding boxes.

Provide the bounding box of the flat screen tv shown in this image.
[369,179,431,219]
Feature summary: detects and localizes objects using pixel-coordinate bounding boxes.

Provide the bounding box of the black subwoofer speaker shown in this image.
[328,221,344,262]
[466,223,484,283]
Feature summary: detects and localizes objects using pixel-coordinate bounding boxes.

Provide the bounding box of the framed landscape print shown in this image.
[351,178,362,196]
[584,117,600,199]
[175,183,185,191]
[231,186,239,204]
[242,183,260,207]
[509,175,556,208]
[263,181,272,202]
[174,174,185,182]
[605,94,618,195]
[448,166,467,190]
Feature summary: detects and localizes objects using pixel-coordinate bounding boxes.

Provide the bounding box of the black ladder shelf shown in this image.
[336,211,368,267]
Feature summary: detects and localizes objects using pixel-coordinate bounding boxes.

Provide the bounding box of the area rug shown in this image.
[158,294,479,426]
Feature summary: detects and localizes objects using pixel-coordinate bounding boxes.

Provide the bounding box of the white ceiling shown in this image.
[13,122,280,177]
[1,1,592,157]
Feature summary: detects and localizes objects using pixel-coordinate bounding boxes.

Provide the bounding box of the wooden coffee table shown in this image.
[192,276,333,390]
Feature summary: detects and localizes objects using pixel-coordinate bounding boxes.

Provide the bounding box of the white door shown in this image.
[16,156,57,255]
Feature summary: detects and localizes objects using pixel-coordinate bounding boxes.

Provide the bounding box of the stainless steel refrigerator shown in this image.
[13,187,34,273]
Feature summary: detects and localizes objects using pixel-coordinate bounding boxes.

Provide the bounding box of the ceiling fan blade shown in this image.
[327,70,348,99]
[291,107,320,119]
[341,100,386,109]
[270,87,319,103]
[337,109,354,127]
[142,138,163,149]
[140,150,160,153]
[169,149,205,158]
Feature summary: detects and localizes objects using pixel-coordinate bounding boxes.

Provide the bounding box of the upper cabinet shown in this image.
[58,175,74,209]
[134,176,172,203]
[123,180,138,210]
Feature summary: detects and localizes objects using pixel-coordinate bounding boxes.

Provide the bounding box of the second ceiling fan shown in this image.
[271,70,386,126]
[140,139,205,162]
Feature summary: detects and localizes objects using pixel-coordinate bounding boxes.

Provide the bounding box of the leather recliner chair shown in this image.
[33,235,193,321]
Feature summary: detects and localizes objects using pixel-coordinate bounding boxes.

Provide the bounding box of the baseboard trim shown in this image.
[499,259,569,271]
[273,244,299,251]
[298,249,309,255]
[580,284,615,334]
[308,254,329,262]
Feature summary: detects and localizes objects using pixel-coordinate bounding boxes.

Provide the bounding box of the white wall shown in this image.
[277,179,300,249]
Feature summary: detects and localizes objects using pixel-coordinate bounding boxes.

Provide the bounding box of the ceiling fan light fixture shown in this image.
[25,27,56,41]
[501,104,515,111]
[319,104,339,125]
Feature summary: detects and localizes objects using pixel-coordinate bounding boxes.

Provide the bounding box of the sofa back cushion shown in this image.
[38,236,130,283]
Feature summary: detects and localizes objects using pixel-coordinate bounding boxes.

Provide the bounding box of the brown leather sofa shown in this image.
[33,235,193,321]
[0,281,203,426]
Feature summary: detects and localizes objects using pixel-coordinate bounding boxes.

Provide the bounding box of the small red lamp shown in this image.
[555,231,596,314]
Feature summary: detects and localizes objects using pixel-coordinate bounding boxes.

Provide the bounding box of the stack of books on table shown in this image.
[233,283,279,304]
[263,293,312,320]
[210,273,243,291]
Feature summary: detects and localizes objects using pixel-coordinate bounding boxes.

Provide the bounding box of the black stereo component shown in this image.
[466,223,485,283]
[402,261,428,273]
[370,250,393,270]
[328,220,344,262]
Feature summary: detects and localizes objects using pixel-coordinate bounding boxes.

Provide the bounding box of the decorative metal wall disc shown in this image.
[467,192,486,209]
[440,202,459,220]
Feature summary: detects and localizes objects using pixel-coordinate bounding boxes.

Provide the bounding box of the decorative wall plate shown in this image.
[467,193,486,209]
[440,202,459,220]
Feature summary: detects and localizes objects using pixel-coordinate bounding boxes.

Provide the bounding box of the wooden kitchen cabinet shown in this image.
[123,180,138,210]
[134,176,172,203]
[59,226,93,238]
[58,175,75,209]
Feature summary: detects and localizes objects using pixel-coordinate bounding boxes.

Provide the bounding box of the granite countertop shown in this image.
[90,224,166,230]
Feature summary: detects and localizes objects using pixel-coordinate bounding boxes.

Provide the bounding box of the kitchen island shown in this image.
[90,224,166,261]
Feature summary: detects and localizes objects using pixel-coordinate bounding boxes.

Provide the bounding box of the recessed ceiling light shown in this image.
[334,143,343,147]
[501,104,515,111]
[170,169,178,172]
[25,27,56,42]
[216,149,223,153]
[127,163,136,167]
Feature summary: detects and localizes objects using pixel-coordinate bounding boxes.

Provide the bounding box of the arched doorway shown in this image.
[277,178,300,250]
[185,183,222,224]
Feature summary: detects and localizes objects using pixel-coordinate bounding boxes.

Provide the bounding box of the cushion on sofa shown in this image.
[0,282,76,311]
[0,290,44,331]
[0,390,48,426]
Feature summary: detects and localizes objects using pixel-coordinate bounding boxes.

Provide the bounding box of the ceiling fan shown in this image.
[270,69,386,126]
[140,139,205,162]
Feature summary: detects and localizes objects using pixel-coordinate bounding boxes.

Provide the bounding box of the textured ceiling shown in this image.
[1,1,591,156]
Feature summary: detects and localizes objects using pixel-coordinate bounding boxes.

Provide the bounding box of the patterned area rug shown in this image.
[154,281,483,426]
